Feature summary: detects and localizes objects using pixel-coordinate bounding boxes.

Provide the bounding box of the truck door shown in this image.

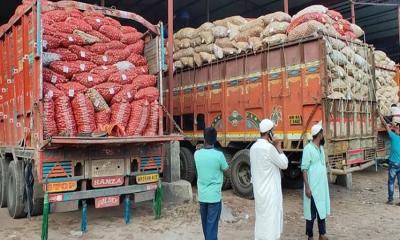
[225,58,246,143]
[243,54,264,141]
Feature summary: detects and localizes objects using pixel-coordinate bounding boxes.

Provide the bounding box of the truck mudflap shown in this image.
[329,160,376,175]
[48,183,157,203]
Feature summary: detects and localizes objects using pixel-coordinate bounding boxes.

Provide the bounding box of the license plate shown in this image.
[91,159,124,177]
[136,174,159,184]
[95,196,120,208]
[92,176,124,188]
[46,181,77,193]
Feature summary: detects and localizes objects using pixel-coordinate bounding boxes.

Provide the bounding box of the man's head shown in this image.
[204,127,217,146]
[311,123,325,146]
[259,119,274,140]
[393,121,400,135]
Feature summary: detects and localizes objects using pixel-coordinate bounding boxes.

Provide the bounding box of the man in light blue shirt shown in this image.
[380,114,400,205]
[194,127,228,240]
[301,123,330,240]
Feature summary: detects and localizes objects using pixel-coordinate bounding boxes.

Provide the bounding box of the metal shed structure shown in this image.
[2,0,398,61]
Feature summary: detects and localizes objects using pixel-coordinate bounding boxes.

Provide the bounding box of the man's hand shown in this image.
[305,186,312,199]
[270,137,283,154]
[379,114,391,132]
[196,144,204,150]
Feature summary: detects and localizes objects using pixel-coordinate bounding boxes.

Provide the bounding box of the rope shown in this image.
[41,191,49,240]
[124,195,131,224]
[81,200,88,233]
[159,104,184,135]
[153,180,163,219]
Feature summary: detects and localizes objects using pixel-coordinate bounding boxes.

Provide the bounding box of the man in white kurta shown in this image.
[250,119,288,240]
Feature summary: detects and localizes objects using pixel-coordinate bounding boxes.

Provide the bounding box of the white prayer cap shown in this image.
[392,106,400,115]
[392,106,400,124]
[311,122,323,136]
[259,119,274,133]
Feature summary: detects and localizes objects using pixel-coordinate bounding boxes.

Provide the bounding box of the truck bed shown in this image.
[49,134,182,145]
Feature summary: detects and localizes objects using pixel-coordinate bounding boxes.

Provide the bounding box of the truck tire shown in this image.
[222,153,232,190]
[180,147,196,184]
[30,197,44,216]
[7,161,27,219]
[282,166,303,189]
[282,176,304,189]
[31,166,44,216]
[0,158,8,207]
[230,150,254,199]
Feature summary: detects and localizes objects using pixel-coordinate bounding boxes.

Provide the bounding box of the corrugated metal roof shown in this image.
[1,0,399,61]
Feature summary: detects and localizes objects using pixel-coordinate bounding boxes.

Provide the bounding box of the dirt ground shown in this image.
[0,166,399,240]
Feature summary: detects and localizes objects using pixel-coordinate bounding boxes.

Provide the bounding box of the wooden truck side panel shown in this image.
[171,37,377,170]
[0,6,41,148]
[172,39,325,147]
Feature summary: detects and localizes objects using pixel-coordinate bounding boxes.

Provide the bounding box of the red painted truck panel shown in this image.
[168,36,377,171]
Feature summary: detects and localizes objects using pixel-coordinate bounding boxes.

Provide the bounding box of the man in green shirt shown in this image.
[194,127,228,240]
[301,123,330,240]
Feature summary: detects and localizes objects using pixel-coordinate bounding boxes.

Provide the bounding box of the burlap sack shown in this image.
[260,11,291,25]
[248,37,263,52]
[199,31,214,44]
[213,16,247,27]
[180,57,194,68]
[262,34,288,46]
[173,48,194,60]
[175,27,198,39]
[198,22,215,31]
[215,37,236,48]
[235,26,263,42]
[261,21,289,38]
[199,52,216,64]
[211,26,229,38]
[288,20,325,41]
[239,18,264,32]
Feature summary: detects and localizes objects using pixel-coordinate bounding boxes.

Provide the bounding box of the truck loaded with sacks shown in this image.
[0,0,180,220]
[169,5,395,198]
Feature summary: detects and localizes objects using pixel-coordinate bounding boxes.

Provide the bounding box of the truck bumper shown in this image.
[49,183,157,203]
[329,160,376,175]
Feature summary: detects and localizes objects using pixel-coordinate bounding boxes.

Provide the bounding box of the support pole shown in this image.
[206,0,210,21]
[284,0,289,14]
[124,195,131,224]
[168,0,174,133]
[100,0,105,7]
[398,6,400,45]
[351,0,356,24]
[81,200,88,233]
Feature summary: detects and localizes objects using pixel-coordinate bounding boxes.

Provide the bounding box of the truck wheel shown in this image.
[230,150,253,199]
[282,176,304,189]
[282,167,303,189]
[30,197,44,216]
[7,161,27,219]
[222,153,232,190]
[0,158,8,207]
[180,147,196,184]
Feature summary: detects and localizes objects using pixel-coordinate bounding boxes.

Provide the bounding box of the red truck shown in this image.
[170,36,378,198]
[0,0,180,222]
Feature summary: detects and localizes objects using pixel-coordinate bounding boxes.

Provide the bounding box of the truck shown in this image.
[376,65,400,161]
[0,0,180,222]
[169,35,378,199]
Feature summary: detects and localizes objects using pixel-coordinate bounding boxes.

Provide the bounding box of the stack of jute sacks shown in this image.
[374,50,399,116]
[173,12,292,69]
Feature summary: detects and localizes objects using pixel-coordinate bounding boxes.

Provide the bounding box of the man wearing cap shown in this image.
[380,113,400,205]
[250,119,288,240]
[195,127,228,240]
[301,123,330,240]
